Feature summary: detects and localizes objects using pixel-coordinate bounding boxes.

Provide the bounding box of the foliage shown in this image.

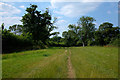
[62,16,96,47]
[62,24,81,46]
[94,31,104,45]
[96,22,119,45]
[2,29,33,53]
[62,17,119,47]
[1,23,4,31]
[49,36,64,47]
[2,4,58,53]
[9,24,23,35]
[2,4,120,53]
[21,4,56,44]
[77,16,96,46]
[109,36,120,47]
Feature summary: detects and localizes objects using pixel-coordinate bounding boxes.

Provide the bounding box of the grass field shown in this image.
[2,46,118,78]
[70,46,118,78]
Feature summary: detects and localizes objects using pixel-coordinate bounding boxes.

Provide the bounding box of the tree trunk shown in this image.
[82,42,85,47]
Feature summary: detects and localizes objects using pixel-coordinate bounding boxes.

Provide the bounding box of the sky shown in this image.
[0,1,119,37]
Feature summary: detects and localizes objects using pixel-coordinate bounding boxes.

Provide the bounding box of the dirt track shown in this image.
[65,48,76,78]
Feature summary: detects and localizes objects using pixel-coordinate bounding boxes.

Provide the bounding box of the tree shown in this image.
[62,24,82,46]
[21,4,56,44]
[62,31,69,46]
[98,22,119,45]
[1,23,4,31]
[62,30,76,46]
[9,24,23,35]
[94,31,104,45]
[99,22,113,31]
[50,32,59,37]
[50,36,61,45]
[68,24,80,34]
[77,16,96,47]
[52,32,60,45]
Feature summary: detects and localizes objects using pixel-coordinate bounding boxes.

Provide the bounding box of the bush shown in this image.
[2,30,34,53]
[43,54,49,57]
[33,40,46,49]
[76,40,83,46]
[109,38,120,47]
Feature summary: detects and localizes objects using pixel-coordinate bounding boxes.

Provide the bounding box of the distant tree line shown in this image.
[51,16,119,47]
[1,4,120,53]
[61,17,119,47]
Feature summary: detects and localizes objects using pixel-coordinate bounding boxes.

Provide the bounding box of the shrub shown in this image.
[2,30,34,53]
[109,38,120,47]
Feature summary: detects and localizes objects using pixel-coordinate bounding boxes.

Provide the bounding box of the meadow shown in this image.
[2,46,118,78]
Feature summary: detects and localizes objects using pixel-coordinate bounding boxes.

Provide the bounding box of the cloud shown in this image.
[54,19,68,31]
[1,0,119,2]
[0,2,22,29]
[107,10,111,14]
[19,5,25,9]
[52,19,68,36]
[51,2,100,17]
[56,20,67,25]
[0,17,22,29]
[94,22,97,25]
[57,16,62,19]
[82,0,105,2]
[93,22,99,28]
[50,0,102,36]
[0,2,21,17]
[51,0,106,3]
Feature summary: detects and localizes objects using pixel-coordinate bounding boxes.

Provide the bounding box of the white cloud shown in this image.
[0,2,21,17]
[1,0,119,2]
[82,0,105,2]
[0,2,22,29]
[52,19,68,36]
[107,10,111,14]
[94,22,97,25]
[56,20,67,25]
[57,16,62,19]
[51,2,100,17]
[93,22,99,28]
[19,5,25,9]
[50,0,102,36]
[0,17,22,29]
[54,19,68,30]
[52,0,119,2]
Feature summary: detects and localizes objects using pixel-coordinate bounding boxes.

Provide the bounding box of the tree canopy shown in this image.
[21,4,56,44]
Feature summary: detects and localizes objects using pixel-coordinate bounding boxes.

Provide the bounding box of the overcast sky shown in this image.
[0,0,119,36]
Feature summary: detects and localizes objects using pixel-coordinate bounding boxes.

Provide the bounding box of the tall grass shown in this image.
[2,47,68,78]
[70,46,118,78]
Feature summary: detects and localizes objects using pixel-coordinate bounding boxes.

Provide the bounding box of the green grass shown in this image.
[2,47,68,78]
[2,46,118,78]
[70,46,118,78]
